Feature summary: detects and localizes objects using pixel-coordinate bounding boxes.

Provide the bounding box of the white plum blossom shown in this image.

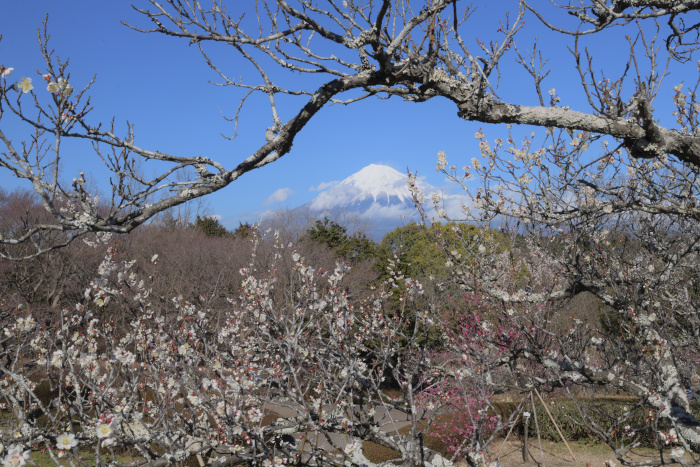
[262,458,286,467]
[436,151,447,171]
[15,316,35,333]
[96,423,114,439]
[101,437,115,448]
[55,433,78,450]
[518,174,531,185]
[18,78,32,94]
[187,393,202,406]
[50,350,63,368]
[343,440,363,457]
[1,447,30,467]
[47,77,73,96]
[247,407,263,423]
[114,348,135,365]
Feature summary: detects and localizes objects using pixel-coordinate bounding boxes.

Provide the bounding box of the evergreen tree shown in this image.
[232,222,254,240]
[192,216,232,238]
[305,217,376,263]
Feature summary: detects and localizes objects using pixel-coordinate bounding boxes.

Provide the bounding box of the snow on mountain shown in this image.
[308,164,421,210]
[338,164,414,204]
[305,164,442,238]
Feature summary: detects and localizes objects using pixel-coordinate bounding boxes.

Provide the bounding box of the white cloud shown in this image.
[363,202,415,220]
[309,180,338,191]
[440,193,474,219]
[308,185,359,210]
[203,214,222,221]
[264,187,294,205]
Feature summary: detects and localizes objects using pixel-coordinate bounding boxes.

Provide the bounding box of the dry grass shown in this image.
[486,438,673,467]
[360,434,671,467]
[359,403,678,467]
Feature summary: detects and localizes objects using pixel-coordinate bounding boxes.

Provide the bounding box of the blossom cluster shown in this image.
[0,229,508,466]
[1,66,74,99]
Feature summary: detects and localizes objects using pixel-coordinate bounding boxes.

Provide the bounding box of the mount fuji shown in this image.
[305,164,443,238]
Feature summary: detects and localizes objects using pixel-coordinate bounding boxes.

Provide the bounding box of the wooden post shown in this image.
[531,391,546,467]
[534,388,576,462]
[495,411,520,459]
[522,409,530,462]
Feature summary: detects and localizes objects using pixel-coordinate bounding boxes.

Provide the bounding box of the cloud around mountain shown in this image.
[309,180,339,192]
[303,164,471,238]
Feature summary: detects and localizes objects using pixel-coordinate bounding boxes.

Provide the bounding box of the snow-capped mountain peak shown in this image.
[305,164,436,238]
[337,164,413,204]
[300,163,466,239]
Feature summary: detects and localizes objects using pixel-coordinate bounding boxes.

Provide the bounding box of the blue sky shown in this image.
[0,1,690,230]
